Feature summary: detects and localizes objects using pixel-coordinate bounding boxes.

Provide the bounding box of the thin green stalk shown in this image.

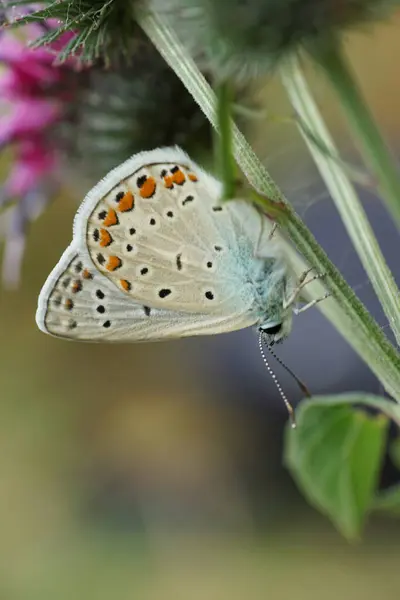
[294,118,377,189]
[216,82,236,199]
[281,56,400,346]
[138,11,400,402]
[311,38,400,229]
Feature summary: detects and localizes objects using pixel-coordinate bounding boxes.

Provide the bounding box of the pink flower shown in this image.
[5,137,57,197]
[0,23,80,287]
[0,99,62,145]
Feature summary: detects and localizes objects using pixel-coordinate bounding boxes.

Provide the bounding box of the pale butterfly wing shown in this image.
[36,245,258,342]
[74,147,265,315]
[36,147,283,341]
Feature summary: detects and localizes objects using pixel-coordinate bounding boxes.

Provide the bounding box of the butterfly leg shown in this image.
[293,293,330,314]
[284,269,326,309]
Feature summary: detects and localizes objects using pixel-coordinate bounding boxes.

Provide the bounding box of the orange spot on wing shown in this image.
[120,279,131,292]
[164,175,174,189]
[100,229,113,247]
[103,208,119,227]
[118,191,134,212]
[65,299,73,310]
[82,269,93,279]
[106,256,122,271]
[172,169,186,185]
[140,177,156,198]
[72,280,82,293]
[188,173,198,182]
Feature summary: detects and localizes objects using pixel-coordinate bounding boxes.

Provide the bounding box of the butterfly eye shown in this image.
[262,323,282,336]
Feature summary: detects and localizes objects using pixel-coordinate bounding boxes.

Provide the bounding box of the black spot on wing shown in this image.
[182,195,194,206]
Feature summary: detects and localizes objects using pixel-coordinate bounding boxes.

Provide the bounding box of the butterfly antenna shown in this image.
[265,341,311,399]
[258,331,297,429]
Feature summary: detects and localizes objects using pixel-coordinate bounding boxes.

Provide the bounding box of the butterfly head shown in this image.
[259,310,292,345]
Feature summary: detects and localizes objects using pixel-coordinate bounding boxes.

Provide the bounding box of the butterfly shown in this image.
[36,146,309,345]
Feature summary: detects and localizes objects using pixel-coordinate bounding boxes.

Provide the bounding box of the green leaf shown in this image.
[284,394,394,540]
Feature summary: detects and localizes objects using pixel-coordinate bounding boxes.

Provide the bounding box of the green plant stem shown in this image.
[216,82,236,199]
[294,117,377,189]
[138,11,400,402]
[281,56,400,346]
[311,38,400,229]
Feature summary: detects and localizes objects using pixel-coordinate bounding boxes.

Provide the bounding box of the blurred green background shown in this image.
[1,16,400,600]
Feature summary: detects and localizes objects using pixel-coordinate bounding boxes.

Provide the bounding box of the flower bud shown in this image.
[157,0,400,80]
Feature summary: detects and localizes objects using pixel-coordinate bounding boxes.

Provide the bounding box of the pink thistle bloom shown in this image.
[0,22,80,287]
[0,99,62,144]
[5,137,57,197]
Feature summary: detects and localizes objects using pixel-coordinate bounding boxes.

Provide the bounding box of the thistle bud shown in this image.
[157,0,400,80]
[3,0,147,64]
